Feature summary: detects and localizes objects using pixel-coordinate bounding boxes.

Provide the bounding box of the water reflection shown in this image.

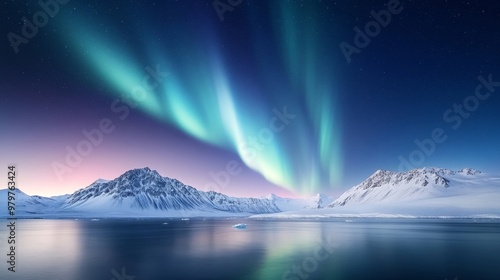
[0,219,499,280]
[17,220,82,279]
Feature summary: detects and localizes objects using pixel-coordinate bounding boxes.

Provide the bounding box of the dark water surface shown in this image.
[1,218,499,280]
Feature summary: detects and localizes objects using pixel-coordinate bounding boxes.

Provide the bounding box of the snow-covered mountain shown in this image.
[60,167,281,216]
[329,167,484,207]
[0,167,332,218]
[253,168,500,219]
[6,167,496,219]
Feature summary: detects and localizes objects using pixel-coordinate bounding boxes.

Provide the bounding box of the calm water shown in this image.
[1,218,500,280]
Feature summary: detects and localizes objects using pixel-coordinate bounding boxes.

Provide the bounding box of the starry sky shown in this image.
[1,0,499,198]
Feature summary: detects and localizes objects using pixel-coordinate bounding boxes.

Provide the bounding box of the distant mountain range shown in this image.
[254,167,500,219]
[0,167,333,218]
[2,167,499,218]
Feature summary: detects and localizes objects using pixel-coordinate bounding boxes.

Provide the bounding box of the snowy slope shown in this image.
[252,168,500,219]
[267,193,335,211]
[0,188,68,215]
[329,168,483,207]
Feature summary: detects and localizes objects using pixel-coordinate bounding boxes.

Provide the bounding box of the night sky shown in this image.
[1,0,499,198]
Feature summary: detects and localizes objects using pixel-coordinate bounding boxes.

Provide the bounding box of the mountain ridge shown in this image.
[252,167,500,219]
[0,167,330,217]
[2,167,498,218]
[329,167,485,207]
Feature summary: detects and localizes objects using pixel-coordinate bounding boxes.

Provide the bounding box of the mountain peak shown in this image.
[459,168,481,175]
[371,169,394,177]
[119,167,162,179]
[368,167,482,180]
[125,167,156,174]
[266,193,279,199]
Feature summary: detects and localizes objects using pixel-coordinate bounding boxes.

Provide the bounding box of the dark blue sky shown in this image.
[1,0,499,197]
